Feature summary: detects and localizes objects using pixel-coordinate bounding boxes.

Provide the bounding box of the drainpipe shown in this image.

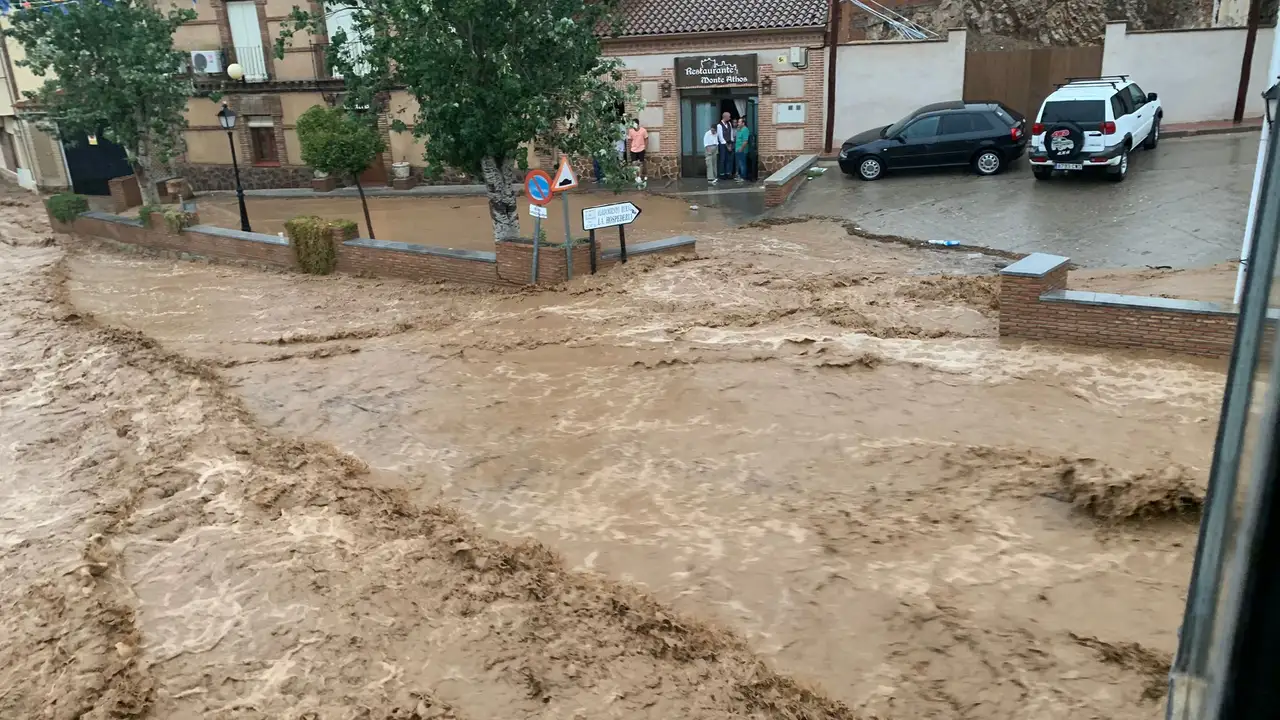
[1233,26,1280,305]
[824,0,840,154]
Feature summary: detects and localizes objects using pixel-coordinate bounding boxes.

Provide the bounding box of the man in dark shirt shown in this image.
[718,112,735,180]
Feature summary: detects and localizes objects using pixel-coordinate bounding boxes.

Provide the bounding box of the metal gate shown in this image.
[61,131,132,196]
[963,46,1104,120]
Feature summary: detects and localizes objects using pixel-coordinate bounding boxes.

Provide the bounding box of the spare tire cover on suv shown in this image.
[1043,122,1085,162]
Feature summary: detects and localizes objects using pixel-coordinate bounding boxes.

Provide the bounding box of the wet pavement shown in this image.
[785,133,1260,268]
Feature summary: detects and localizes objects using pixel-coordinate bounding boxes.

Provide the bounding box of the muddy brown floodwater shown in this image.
[2,184,1229,719]
[196,190,731,253]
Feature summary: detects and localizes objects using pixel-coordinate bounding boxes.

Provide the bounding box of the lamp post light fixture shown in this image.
[217,101,252,233]
[1264,81,1279,126]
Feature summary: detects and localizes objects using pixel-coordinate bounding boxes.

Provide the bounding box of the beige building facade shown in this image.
[0,18,71,192]
[174,0,833,188]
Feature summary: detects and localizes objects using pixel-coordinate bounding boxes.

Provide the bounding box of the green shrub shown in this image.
[46,192,88,223]
[285,215,351,275]
[162,208,195,233]
[137,203,159,226]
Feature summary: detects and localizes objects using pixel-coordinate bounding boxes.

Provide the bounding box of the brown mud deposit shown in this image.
[3,187,1231,718]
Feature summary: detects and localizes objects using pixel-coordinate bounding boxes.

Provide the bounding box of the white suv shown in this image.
[1029,75,1162,182]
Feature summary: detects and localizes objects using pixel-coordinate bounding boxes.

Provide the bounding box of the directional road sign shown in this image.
[582,201,641,231]
[525,170,553,206]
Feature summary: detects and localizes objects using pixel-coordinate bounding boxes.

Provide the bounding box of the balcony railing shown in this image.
[310,39,371,80]
[229,45,269,82]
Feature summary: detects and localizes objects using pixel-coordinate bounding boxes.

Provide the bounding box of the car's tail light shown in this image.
[1032,122,1044,135]
[1101,121,1117,135]
[1011,125,1023,141]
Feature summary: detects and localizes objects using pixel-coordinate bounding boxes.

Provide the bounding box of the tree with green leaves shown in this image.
[295,104,385,238]
[278,0,636,243]
[5,0,196,205]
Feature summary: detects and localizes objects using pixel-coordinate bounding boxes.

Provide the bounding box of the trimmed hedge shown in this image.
[285,216,356,275]
[46,192,88,223]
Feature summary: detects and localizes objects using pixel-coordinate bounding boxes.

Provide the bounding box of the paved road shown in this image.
[784,133,1260,268]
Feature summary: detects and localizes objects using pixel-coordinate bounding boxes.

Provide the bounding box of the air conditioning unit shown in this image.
[190,50,223,75]
[788,46,808,68]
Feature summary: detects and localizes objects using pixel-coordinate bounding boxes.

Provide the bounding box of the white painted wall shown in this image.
[1102,22,1274,123]
[831,30,966,144]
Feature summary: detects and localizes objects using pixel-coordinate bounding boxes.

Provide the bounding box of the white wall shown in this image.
[831,29,966,144]
[1102,22,1274,123]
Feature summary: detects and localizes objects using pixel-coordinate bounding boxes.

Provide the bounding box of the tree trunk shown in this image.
[353,175,375,239]
[131,148,161,206]
[480,156,519,242]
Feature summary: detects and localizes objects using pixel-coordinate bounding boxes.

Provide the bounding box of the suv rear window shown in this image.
[1040,100,1105,124]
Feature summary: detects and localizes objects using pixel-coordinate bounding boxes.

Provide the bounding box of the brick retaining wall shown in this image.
[999,253,1239,358]
[51,207,695,288]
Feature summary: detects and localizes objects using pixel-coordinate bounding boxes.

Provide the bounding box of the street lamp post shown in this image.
[218,63,251,232]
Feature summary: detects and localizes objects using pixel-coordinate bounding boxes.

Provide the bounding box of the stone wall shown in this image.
[176,163,316,192]
[999,253,1239,358]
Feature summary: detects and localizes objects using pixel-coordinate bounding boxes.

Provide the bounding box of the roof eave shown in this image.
[602,24,828,45]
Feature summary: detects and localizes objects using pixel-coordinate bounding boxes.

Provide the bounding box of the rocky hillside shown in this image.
[852,0,1219,49]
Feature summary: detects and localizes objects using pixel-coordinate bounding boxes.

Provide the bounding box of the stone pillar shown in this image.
[107,175,142,213]
[998,253,1071,338]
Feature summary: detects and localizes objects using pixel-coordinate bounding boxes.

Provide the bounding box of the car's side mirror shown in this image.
[894,135,906,144]
[1147,92,1158,102]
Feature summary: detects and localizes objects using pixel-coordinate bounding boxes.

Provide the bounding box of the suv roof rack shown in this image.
[1055,74,1129,89]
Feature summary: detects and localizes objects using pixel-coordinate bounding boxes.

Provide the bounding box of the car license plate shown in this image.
[1054,162,1084,170]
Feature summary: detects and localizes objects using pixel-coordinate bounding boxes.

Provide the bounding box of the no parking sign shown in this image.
[525,170,553,206]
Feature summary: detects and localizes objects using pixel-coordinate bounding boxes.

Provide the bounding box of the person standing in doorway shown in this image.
[627,118,649,181]
[734,117,750,182]
[717,111,735,180]
[703,123,719,184]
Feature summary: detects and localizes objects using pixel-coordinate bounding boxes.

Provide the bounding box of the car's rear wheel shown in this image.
[973,150,1003,176]
[1143,118,1161,150]
[1108,149,1129,182]
[857,156,884,181]
[1033,166,1053,181]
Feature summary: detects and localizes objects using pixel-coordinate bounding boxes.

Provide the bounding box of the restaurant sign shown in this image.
[674,54,759,89]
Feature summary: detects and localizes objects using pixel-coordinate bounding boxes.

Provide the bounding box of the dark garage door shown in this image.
[62,131,133,196]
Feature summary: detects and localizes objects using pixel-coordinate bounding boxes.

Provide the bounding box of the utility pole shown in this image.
[1234,0,1262,123]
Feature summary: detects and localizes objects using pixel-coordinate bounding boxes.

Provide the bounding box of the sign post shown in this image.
[581,201,641,267]
[551,156,579,279]
[524,170,553,284]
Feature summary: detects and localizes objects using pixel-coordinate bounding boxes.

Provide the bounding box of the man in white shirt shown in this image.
[703,123,719,184]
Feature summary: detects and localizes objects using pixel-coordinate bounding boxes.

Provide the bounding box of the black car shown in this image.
[838,101,1027,181]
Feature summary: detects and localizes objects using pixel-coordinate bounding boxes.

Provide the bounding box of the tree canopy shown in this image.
[279,0,635,241]
[5,0,197,204]
[295,104,385,238]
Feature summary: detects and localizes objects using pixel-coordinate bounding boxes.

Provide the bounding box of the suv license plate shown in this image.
[1054,162,1084,170]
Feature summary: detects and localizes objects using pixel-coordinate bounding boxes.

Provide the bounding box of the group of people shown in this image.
[593,119,651,186]
[702,112,750,184]
[592,113,752,186]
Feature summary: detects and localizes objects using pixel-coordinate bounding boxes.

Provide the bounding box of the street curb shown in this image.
[1164,123,1262,139]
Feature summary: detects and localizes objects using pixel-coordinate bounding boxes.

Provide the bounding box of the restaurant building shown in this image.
[605,0,830,178]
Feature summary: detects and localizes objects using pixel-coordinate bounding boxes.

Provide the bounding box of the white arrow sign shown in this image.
[582,201,641,231]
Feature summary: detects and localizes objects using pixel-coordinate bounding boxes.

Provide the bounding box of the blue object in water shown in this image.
[928,240,961,247]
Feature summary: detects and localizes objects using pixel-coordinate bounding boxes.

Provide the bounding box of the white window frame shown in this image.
[226,1,268,82]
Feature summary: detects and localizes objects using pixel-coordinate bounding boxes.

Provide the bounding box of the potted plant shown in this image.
[391,159,411,179]
[311,168,337,193]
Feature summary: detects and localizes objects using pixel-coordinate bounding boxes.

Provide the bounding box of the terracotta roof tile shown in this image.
[611,0,829,37]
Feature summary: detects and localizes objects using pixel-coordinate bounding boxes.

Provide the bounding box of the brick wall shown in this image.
[53,206,696,288]
[999,253,1239,358]
[337,242,501,285]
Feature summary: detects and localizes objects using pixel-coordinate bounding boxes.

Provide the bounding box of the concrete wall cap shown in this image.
[1000,252,1070,277]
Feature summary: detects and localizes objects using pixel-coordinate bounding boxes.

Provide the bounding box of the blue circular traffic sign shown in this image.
[526,170,553,206]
